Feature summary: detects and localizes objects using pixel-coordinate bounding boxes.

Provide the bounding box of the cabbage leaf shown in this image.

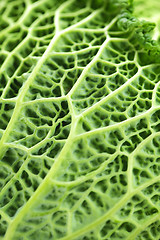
[0,0,160,239]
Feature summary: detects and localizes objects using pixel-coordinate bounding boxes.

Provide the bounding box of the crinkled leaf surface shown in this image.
[0,0,160,239]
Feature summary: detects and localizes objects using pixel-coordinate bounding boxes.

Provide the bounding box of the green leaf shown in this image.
[0,0,160,239]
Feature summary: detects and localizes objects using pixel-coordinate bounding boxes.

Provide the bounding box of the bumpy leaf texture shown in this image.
[0,0,160,239]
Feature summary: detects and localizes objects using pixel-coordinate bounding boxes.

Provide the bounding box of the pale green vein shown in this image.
[127,133,156,192]
[1,35,31,99]
[79,68,142,118]
[140,191,160,212]
[3,118,78,240]
[0,155,31,198]
[68,36,111,98]
[50,152,118,187]
[61,8,90,18]
[0,0,48,37]
[152,80,160,106]
[55,0,75,33]
[71,181,95,212]
[60,193,130,240]
[61,8,102,34]
[0,210,11,223]
[60,172,160,240]
[22,95,66,105]
[49,45,100,56]
[76,105,156,139]
[126,213,160,240]
[0,31,61,160]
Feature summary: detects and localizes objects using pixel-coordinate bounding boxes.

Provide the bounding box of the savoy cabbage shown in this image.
[0,0,160,239]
